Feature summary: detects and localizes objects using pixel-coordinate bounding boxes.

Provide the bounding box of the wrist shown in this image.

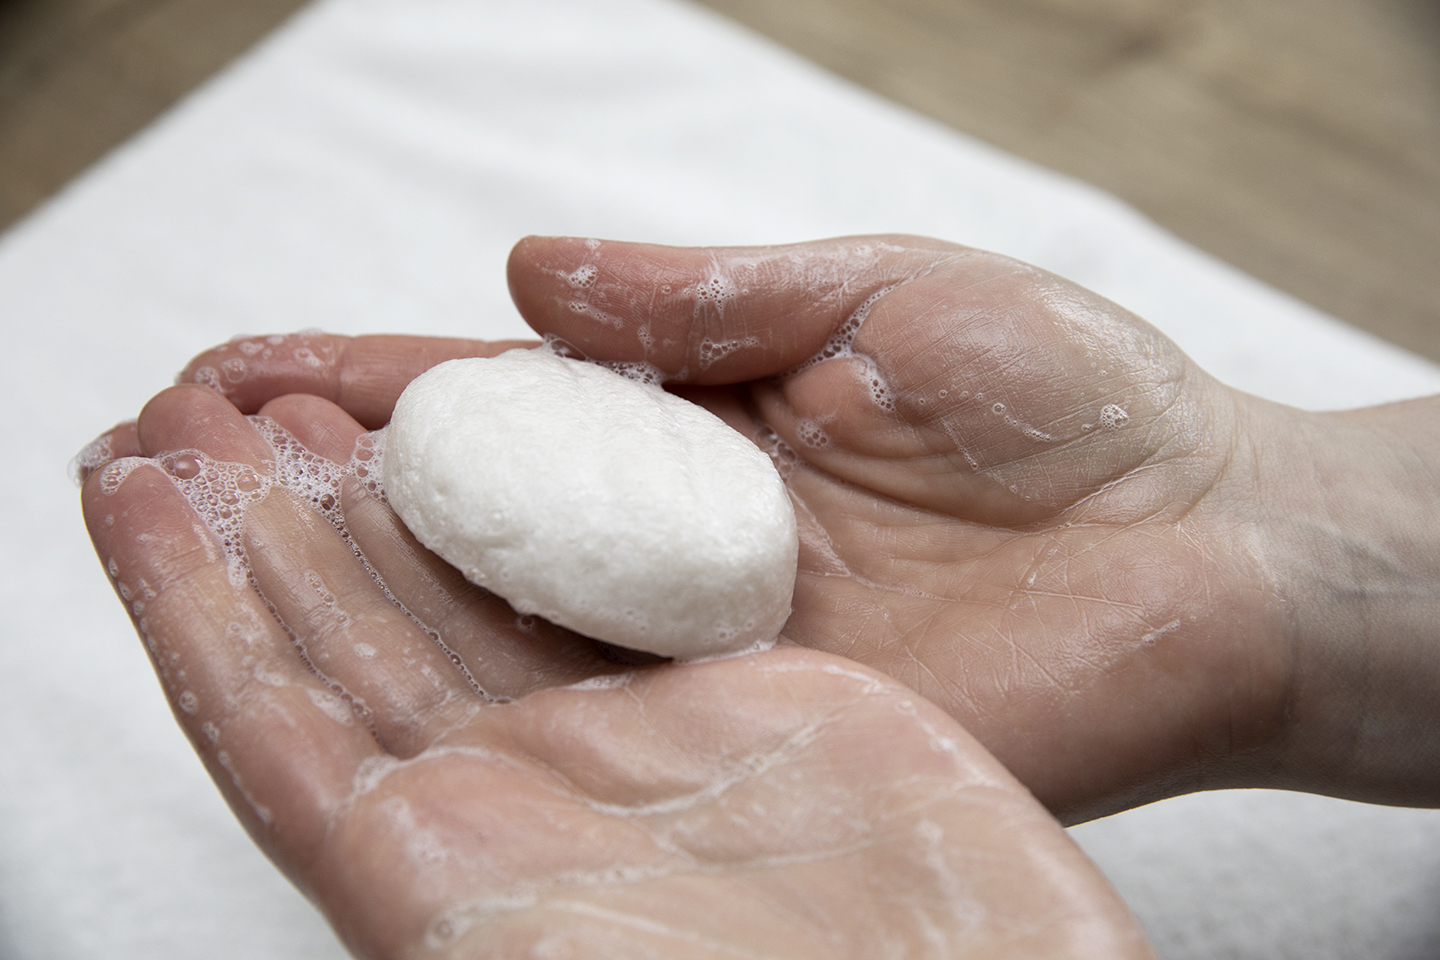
[1244,395,1440,803]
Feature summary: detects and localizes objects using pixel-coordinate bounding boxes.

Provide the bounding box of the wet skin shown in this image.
[81,234,1440,957]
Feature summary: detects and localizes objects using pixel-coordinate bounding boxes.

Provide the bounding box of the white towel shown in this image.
[3,1,1437,957]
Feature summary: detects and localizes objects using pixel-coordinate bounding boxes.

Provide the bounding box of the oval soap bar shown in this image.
[382,349,798,658]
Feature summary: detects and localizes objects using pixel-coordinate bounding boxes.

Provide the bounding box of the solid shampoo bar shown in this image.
[383,349,798,658]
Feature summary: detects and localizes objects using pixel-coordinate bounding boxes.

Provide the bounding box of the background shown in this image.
[3,0,1439,359]
[2,1,1439,958]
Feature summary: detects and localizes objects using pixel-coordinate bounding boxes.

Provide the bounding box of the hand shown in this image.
[175,235,1440,821]
[81,386,1151,959]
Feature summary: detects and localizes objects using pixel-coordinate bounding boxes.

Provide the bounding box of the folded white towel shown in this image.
[3,1,1437,957]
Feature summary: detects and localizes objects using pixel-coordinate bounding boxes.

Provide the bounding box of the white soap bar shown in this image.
[382,349,799,658]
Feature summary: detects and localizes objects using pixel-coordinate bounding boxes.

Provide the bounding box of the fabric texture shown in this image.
[2,0,1438,956]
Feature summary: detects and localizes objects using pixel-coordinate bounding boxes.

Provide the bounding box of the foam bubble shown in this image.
[599,360,666,387]
[691,272,738,314]
[563,299,623,328]
[537,333,586,361]
[189,365,224,393]
[564,672,635,691]
[565,264,597,289]
[788,285,894,376]
[70,429,121,486]
[786,286,902,414]
[697,336,759,370]
[83,415,496,705]
[1100,403,1130,428]
[795,419,830,449]
[254,418,349,526]
[1141,619,1181,645]
[985,398,1055,443]
[350,428,388,502]
[860,356,895,412]
[154,449,271,587]
[755,426,800,480]
[96,457,148,495]
[307,686,357,725]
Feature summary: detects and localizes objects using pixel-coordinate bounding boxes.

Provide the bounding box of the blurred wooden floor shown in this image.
[2,0,1438,363]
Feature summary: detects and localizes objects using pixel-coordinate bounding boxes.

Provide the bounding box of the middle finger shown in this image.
[138,385,483,756]
[255,393,619,699]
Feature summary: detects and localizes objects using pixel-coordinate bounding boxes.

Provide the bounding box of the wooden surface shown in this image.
[2,0,1438,362]
[693,0,1440,363]
[0,0,310,227]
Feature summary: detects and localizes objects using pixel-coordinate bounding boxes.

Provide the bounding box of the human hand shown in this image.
[81,386,1151,959]
[177,235,1440,822]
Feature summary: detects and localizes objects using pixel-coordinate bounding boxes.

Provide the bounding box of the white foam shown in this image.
[562,672,636,691]
[69,428,122,486]
[96,457,149,496]
[782,283,909,416]
[564,264,597,289]
[794,418,830,450]
[599,359,667,387]
[696,335,759,370]
[690,271,738,315]
[153,450,271,588]
[79,416,493,712]
[754,426,801,480]
[1099,403,1131,428]
[788,284,894,376]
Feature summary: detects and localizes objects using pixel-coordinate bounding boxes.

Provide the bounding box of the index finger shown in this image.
[82,458,382,879]
[178,333,536,427]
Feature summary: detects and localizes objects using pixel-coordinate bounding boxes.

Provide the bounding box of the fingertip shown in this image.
[506,233,558,266]
[505,234,575,296]
[508,233,772,376]
[506,234,588,271]
[137,383,274,466]
[137,381,225,435]
[70,419,140,486]
[175,350,223,395]
[176,332,349,415]
[505,234,963,384]
[506,234,627,345]
[80,457,184,574]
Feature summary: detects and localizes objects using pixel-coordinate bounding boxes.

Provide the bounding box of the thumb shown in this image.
[506,234,963,383]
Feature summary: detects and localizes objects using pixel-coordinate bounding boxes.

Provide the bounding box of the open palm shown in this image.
[175,235,1292,820]
[83,382,1148,958]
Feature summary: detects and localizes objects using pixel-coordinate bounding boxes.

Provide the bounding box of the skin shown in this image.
[82,387,1150,960]
[80,233,1440,956]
